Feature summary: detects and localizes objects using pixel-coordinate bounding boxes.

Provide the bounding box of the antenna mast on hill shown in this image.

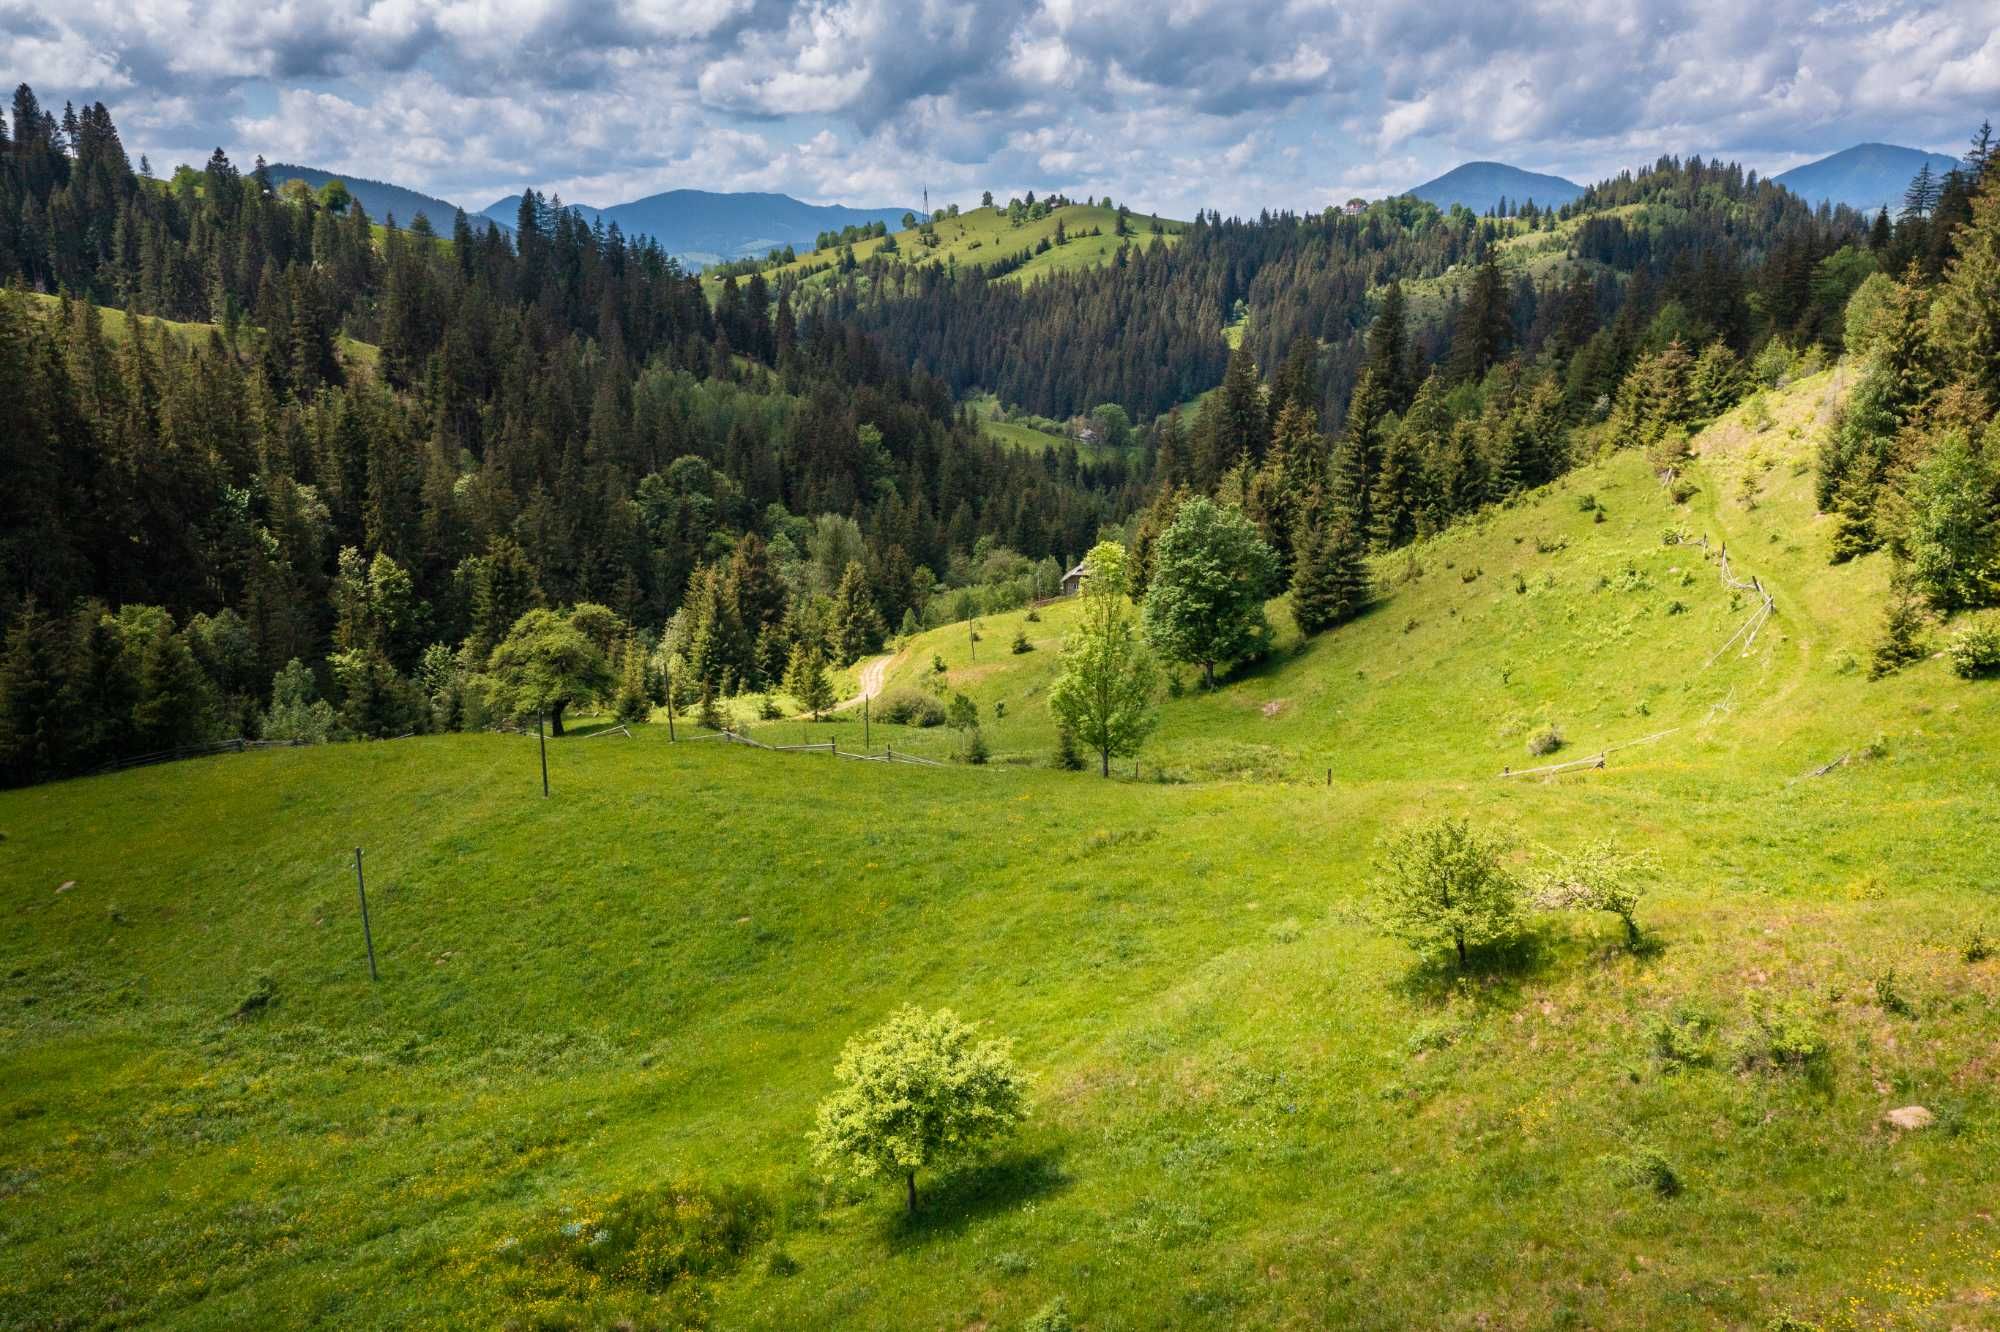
[923,184,929,223]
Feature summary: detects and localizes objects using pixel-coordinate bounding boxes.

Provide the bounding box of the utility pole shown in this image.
[353,848,378,982]
[537,710,549,797]
[664,672,676,742]
[863,694,871,750]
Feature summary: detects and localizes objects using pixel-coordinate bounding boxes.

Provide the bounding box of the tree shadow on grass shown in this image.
[1388,922,1565,1012]
[1393,921,1675,1011]
[884,1146,1071,1248]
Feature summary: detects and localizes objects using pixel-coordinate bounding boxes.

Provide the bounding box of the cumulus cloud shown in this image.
[0,0,1993,217]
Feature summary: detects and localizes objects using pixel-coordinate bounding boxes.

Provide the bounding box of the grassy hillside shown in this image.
[703,203,1186,299]
[5,368,1999,1330]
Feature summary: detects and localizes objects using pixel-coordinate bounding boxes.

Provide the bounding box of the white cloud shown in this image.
[1,0,1994,218]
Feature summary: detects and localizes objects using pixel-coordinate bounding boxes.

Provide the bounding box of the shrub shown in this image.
[932,653,948,673]
[758,695,784,721]
[1738,995,1829,1074]
[1964,925,1992,963]
[1022,1297,1074,1332]
[698,688,727,731]
[1946,619,2000,679]
[1646,1005,1717,1071]
[1873,969,1915,1017]
[1053,726,1085,770]
[1609,1145,1682,1198]
[1373,816,1525,969]
[1868,589,1928,680]
[959,727,990,765]
[1025,607,1041,622]
[1011,628,1034,654]
[1525,723,1564,757]
[876,689,946,727]
[495,1182,771,1298]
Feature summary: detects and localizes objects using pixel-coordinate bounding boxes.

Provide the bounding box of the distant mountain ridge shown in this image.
[1770,143,1965,214]
[1405,161,1585,213]
[264,164,505,234]
[478,188,915,267]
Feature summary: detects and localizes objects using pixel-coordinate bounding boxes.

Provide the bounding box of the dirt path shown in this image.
[837,651,900,710]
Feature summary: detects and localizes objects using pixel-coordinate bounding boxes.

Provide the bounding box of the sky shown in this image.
[3,0,1997,217]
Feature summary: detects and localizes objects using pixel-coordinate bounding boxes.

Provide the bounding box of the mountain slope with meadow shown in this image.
[6,367,1997,1330]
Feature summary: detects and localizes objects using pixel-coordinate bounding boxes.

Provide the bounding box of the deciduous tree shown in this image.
[810,1006,1027,1214]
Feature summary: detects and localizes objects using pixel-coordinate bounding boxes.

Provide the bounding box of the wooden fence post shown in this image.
[354,847,379,982]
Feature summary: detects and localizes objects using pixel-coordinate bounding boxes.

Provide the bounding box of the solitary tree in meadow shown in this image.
[1374,816,1524,969]
[1141,496,1278,686]
[1048,542,1158,775]
[810,1005,1028,1213]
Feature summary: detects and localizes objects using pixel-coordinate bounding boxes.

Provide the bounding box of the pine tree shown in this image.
[1447,251,1511,382]
[1289,515,1368,636]
[1364,281,1411,409]
[1970,120,1997,183]
[1902,163,1939,221]
[0,604,62,784]
[613,634,651,723]
[784,640,835,721]
[829,560,886,664]
[1927,175,2000,406]
[131,627,214,751]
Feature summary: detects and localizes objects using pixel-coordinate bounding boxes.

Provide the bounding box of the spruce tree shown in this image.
[1447,251,1511,382]
[785,640,834,721]
[1289,515,1367,636]
[1364,281,1411,409]
[829,561,886,664]
[1927,175,2000,406]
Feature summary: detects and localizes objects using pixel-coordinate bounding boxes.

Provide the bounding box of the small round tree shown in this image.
[810,1006,1027,1213]
[1532,838,1657,948]
[1373,816,1523,969]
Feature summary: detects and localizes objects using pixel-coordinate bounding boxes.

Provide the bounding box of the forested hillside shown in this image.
[0,86,1135,781]
[3,81,1997,789]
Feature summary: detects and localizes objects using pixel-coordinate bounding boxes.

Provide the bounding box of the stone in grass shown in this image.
[1884,1105,1933,1131]
[56,880,75,894]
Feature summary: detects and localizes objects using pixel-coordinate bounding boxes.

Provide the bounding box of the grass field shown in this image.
[4,367,1999,1330]
[702,203,1186,300]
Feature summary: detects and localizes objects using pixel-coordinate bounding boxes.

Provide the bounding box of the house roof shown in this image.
[1063,561,1090,579]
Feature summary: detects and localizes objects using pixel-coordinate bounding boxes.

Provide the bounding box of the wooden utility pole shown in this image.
[537,711,550,797]
[863,695,871,749]
[354,847,378,982]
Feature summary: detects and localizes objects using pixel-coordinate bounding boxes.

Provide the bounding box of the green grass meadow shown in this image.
[4,370,1999,1329]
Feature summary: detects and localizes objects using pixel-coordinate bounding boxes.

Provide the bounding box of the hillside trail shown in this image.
[1684,367,1847,727]
[836,650,901,710]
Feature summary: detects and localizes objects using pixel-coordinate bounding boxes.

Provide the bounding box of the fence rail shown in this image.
[710,728,953,768]
[1498,726,1680,780]
[94,735,305,775]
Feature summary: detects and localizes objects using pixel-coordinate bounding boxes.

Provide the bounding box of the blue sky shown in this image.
[3,1,1995,215]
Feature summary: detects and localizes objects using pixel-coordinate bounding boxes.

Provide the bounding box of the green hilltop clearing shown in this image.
[4,368,1999,1329]
[22,291,384,375]
[702,200,1187,298]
